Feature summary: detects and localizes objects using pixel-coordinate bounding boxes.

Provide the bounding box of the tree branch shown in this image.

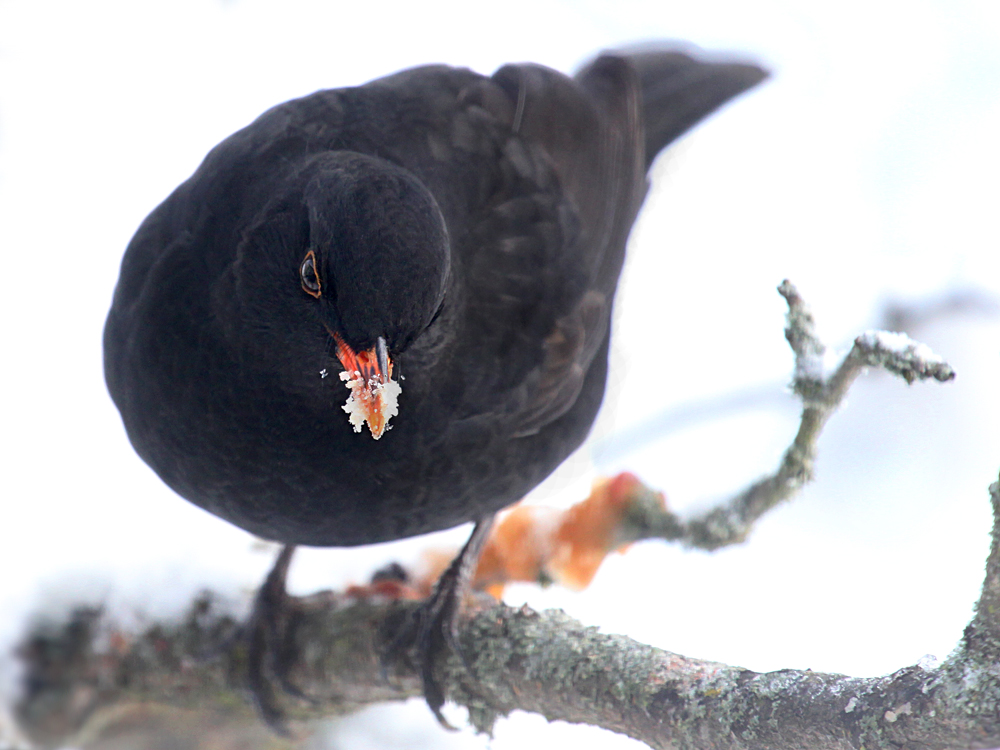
[615,280,955,552]
[9,281,981,750]
[967,477,1000,655]
[14,483,1000,750]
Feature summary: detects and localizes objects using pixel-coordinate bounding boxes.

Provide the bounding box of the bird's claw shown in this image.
[245,545,313,735]
[382,517,495,728]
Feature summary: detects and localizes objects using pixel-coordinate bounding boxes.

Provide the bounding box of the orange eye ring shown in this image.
[300,250,321,298]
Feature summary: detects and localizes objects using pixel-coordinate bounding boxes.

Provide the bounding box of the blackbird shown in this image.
[104,46,767,726]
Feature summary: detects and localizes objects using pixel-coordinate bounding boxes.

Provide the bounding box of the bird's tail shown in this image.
[614,44,769,170]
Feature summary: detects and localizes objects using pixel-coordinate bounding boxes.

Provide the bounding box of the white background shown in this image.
[1,1,999,748]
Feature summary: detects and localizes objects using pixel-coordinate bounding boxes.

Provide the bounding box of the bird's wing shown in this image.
[455,51,766,436]
[433,56,645,436]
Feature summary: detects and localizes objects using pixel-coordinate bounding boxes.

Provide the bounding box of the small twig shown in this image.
[778,278,826,399]
[849,330,955,385]
[620,280,956,551]
[967,478,1000,656]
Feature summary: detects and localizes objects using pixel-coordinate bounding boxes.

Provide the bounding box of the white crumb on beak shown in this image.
[340,370,366,433]
[374,378,401,427]
[339,370,402,439]
[339,370,361,388]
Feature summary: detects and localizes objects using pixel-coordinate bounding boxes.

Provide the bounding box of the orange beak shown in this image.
[332,332,400,440]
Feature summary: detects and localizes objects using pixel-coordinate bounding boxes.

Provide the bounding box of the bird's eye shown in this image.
[300,251,321,298]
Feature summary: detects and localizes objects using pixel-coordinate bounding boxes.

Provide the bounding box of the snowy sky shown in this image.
[2,1,999,748]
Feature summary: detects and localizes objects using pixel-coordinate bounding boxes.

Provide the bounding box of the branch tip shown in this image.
[853,330,956,384]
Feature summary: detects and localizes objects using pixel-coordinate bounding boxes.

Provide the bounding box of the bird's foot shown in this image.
[245,544,314,735]
[382,516,496,728]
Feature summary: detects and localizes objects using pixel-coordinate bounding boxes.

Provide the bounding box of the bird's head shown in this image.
[231,151,450,439]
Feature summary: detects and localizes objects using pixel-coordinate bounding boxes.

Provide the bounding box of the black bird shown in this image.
[104,46,767,725]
